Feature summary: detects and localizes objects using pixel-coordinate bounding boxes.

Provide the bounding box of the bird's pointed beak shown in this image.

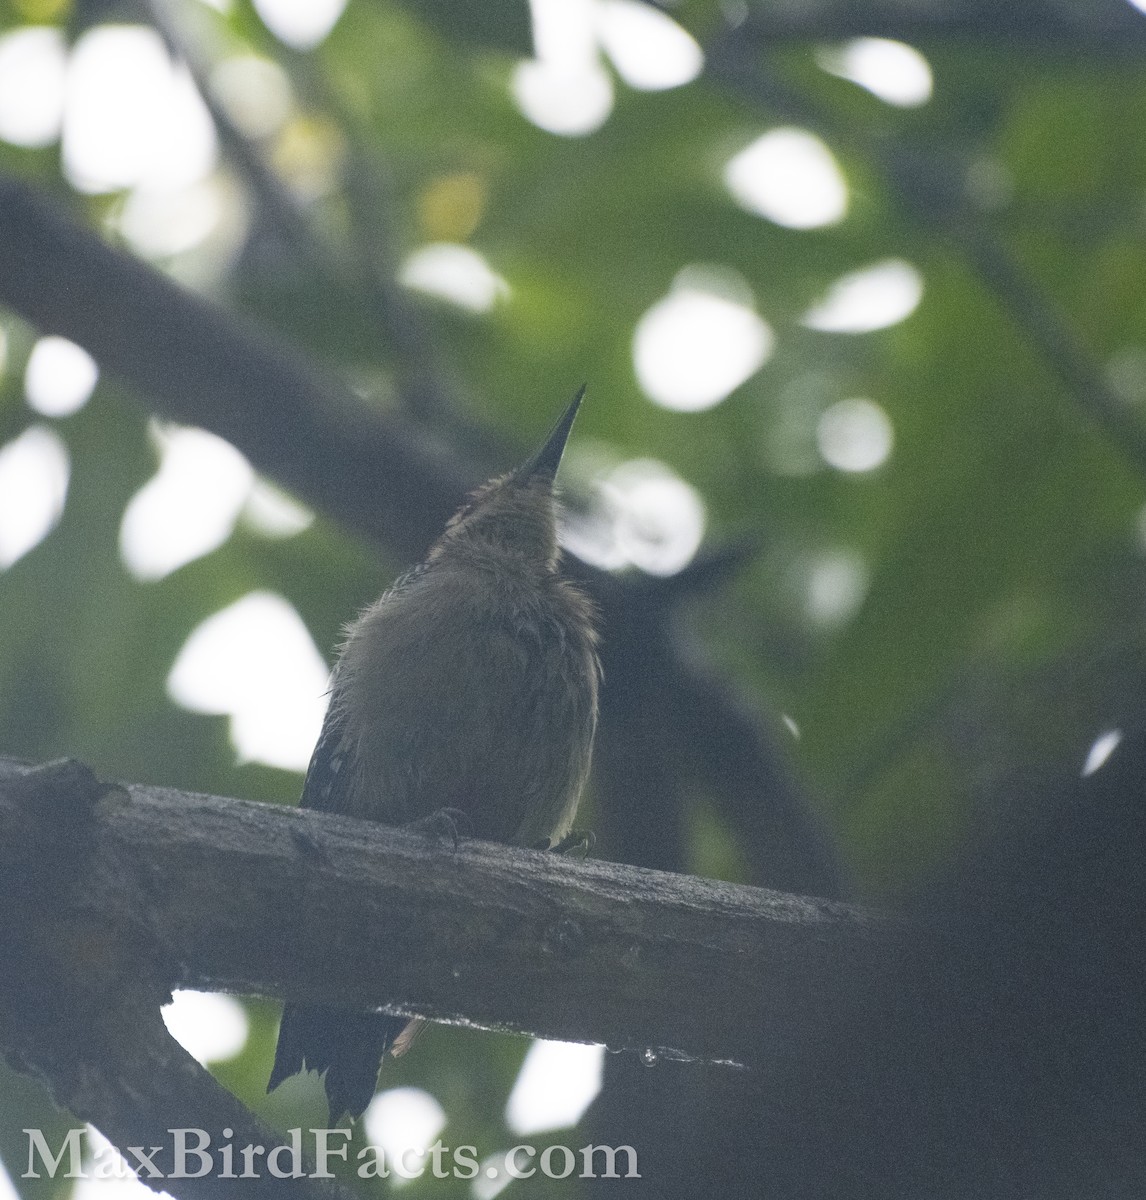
[518,385,586,482]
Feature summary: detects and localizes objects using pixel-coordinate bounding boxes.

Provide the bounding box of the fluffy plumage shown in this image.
[268,393,599,1121]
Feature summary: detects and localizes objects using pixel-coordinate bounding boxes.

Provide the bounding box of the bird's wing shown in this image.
[299,704,357,814]
[298,562,436,819]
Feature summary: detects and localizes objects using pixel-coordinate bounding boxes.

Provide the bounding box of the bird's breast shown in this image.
[333,567,597,844]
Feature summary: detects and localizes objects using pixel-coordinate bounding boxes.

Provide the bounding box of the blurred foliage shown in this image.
[2,0,1146,1194]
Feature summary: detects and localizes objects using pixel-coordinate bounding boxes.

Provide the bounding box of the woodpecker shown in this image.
[268,388,600,1121]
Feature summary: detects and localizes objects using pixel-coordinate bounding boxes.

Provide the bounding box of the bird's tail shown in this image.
[268,1003,413,1122]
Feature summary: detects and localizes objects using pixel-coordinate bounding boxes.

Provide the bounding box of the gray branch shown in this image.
[0,758,360,1199]
[0,177,463,563]
[0,757,878,1078]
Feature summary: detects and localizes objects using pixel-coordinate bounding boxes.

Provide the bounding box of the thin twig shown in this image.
[146,0,333,277]
[148,0,460,421]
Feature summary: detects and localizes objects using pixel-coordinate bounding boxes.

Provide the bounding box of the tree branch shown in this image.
[0,759,358,1199]
[0,756,878,1076]
[0,176,462,562]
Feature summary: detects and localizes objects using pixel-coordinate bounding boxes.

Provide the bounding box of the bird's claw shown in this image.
[290,824,329,863]
[549,829,596,859]
[407,807,471,849]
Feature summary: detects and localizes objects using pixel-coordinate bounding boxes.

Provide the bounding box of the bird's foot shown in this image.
[548,829,596,859]
[289,823,329,863]
[406,807,472,849]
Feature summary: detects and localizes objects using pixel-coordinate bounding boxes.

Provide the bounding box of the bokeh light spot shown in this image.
[209,55,293,140]
[63,26,217,194]
[597,0,703,91]
[562,454,706,576]
[418,172,488,242]
[802,259,923,333]
[167,591,330,770]
[0,26,67,147]
[0,425,69,569]
[1082,729,1123,777]
[73,1128,152,1197]
[0,1155,18,1200]
[253,0,347,50]
[513,0,613,135]
[964,156,1015,211]
[400,244,510,313]
[506,1040,604,1135]
[511,59,614,136]
[363,1088,447,1184]
[634,270,773,411]
[802,549,870,628]
[724,128,848,229]
[271,114,347,201]
[817,38,932,107]
[117,178,227,259]
[162,991,249,1064]
[1107,345,1146,406]
[609,460,705,575]
[816,398,894,472]
[472,1152,514,1199]
[25,336,99,417]
[120,425,253,581]
[242,477,315,539]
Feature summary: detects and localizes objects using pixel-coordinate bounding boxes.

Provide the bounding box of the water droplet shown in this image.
[641,1048,659,1067]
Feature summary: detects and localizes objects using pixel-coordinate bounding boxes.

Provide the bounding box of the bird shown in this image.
[268,388,600,1121]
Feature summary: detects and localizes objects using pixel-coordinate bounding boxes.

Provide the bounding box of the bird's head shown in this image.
[431,387,585,575]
